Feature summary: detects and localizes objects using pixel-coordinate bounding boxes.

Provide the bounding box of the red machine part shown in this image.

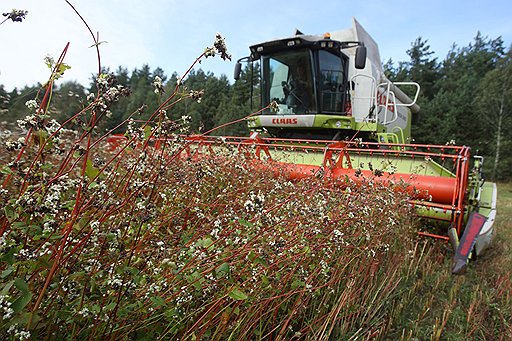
[262,160,457,204]
[107,134,471,237]
[204,135,471,236]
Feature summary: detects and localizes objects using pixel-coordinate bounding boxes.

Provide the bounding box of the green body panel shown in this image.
[265,148,455,178]
[479,182,496,210]
[249,108,413,144]
[477,181,497,219]
[415,206,453,221]
[314,115,355,130]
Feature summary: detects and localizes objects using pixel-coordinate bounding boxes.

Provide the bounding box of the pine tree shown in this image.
[474,47,512,180]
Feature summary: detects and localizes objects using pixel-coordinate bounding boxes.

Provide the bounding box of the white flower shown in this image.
[96,74,109,88]
[189,89,203,103]
[153,76,164,95]
[3,307,14,319]
[18,330,30,340]
[25,99,38,111]
[210,228,219,238]
[78,307,90,317]
[244,200,255,212]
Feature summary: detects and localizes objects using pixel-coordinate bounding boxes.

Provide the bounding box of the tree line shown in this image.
[0,64,258,136]
[386,33,511,180]
[0,32,510,180]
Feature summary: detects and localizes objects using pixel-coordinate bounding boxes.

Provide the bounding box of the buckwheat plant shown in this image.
[0,8,429,340]
[1,9,28,26]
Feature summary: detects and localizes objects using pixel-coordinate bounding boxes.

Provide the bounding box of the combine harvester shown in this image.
[183,19,496,274]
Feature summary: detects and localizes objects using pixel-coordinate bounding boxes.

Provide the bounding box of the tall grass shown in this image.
[0,106,425,339]
[0,27,425,339]
[384,183,512,340]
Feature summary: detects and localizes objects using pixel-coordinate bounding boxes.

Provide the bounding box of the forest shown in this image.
[1,32,511,180]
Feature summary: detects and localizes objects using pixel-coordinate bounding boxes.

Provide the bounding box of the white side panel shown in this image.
[352,17,383,81]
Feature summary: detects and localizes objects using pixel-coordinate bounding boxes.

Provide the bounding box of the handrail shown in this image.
[392,126,406,144]
[376,82,398,125]
[350,77,420,126]
[391,82,421,110]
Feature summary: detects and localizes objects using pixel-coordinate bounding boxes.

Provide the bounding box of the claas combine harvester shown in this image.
[116,19,497,274]
[192,18,497,274]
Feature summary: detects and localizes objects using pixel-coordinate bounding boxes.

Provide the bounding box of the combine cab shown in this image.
[235,18,419,144]
[228,18,497,274]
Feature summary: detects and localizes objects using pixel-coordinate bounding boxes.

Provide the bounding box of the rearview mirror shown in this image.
[234,62,242,80]
[355,46,367,69]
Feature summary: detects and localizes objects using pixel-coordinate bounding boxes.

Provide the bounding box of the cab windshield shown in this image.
[260,48,348,116]
[261,49,315,115]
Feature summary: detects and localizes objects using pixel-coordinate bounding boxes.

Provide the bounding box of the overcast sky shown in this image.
[1,0,511,91]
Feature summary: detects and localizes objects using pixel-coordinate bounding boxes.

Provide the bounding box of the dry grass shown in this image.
[384,182,512,341]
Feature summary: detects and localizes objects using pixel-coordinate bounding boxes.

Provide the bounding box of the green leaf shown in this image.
[2,280,14,295]
[238,219,254,228]
[12,312,38,328]
[12,291,32,313]
[14,278,29,293]
[34,254,52,270]
[27,224,42,237]
[50,233,63,240]
[163,308,179,319]
[122,266,140,276]
[185,271,203,291]
[63,200,76,210]
[4,205,18,222]
[261,275,270,287]
[144,126,152,140]
[291,280,305,290]
[248,251,267,266]
[1,266,14,279]
[215,263,230,277]
[56,63,71,76]
[40,163,54,170]
[12,221,28,230]
[150,296,166,308]
[228,287,248,301]
[248,251,257,262]
[85,159,100,180]
[196,237,214,249]
[104,302,117,311]
[1,165,13,175]
[202,237,214,249]
[68,271,86,280]
[0,247,18,265]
